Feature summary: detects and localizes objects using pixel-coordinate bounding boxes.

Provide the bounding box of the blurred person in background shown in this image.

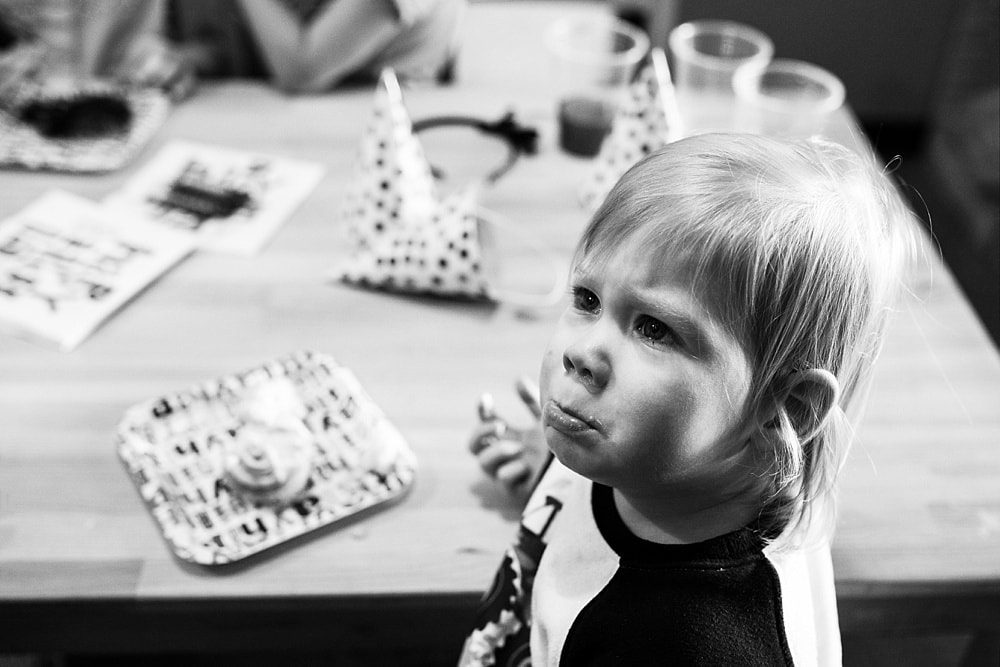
[168,0,466,94]
[916,0,999,342]
[0,0,196,101]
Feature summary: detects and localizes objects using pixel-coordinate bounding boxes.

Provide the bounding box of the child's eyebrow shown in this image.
[620,284,718,348]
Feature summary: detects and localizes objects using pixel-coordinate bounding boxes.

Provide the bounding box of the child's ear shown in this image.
[764,369,840,443]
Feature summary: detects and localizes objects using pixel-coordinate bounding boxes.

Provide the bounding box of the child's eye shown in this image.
[572,286,600,313]
[635,315,676,344]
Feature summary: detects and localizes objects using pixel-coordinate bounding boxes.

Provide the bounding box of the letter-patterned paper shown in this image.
[0,190,193,350]
[336,69,492,300]
[579,48,684,213]
[116,351,417,565]
[0,82,169,173]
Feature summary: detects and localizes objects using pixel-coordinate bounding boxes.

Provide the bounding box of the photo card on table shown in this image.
[104,140,325,256]
[0,190,194,351]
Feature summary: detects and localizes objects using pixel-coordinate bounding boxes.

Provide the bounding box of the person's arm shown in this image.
[0,42,44,103]
[78,0,199,101]
[79,0,165,75]
[236,0,401,93]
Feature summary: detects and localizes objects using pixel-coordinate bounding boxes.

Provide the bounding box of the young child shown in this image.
[459,133,914,666]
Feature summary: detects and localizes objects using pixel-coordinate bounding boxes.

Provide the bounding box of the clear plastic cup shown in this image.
[733,58,846,139]
[667,20,773,133]
[545,15,650,157]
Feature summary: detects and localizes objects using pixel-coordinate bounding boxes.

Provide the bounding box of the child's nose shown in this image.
[562,334,611,390]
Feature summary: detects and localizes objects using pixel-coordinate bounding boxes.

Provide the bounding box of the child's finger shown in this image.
[468,421,506,454]
[477,392,497,422]
[475,439,525,475]
[496,459,531,487]
[515,376,542,419]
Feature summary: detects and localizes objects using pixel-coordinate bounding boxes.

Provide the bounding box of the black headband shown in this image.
[411,111,539,184]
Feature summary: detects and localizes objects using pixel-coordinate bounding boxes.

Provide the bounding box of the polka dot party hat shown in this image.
[579,48,683,213]
[337,69,491,300]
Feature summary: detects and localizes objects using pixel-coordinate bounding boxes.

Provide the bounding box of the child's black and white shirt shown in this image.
[459,456,841,666]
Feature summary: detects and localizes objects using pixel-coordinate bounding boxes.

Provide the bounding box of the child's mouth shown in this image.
[544,400,602,434]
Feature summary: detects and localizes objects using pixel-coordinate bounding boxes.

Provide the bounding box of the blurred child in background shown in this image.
[168,0,465,93]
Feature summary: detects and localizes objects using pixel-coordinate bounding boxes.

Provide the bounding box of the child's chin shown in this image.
[547,432,604,480]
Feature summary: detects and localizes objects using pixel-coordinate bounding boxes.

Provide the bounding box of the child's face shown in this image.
[539,237,758,504]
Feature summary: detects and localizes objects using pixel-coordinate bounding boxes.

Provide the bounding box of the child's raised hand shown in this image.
[469,377,545,496]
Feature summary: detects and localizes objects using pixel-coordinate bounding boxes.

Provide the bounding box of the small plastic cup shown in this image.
[668,20,773,133]
[733,58,846,139]
[545,15,650,157]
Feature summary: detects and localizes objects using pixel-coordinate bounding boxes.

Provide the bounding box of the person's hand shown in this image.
[118,36,198,102]
[469,377,546,497]
[0,41,44,103]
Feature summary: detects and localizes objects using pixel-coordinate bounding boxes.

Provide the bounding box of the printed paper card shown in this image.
[0,190,194,351]
[104,140,325,256]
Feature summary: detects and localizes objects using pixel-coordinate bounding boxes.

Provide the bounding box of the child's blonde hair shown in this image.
[575,133,914,544]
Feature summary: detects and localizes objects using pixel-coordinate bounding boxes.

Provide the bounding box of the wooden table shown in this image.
[1,2,998,662]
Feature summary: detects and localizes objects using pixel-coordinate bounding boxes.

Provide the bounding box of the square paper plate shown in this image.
[0,83,169,173]
[116,351,416,565]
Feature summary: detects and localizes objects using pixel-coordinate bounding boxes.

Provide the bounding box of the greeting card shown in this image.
[0,190,193,350]
[105,140,325,255]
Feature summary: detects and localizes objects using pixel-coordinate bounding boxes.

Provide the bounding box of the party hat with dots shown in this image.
[337,69,491,300]
[340,186,491,298]
[579,48,684,213]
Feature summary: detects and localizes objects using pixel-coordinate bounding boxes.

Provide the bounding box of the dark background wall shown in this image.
[623,1,955,133]
[613,0,999,345]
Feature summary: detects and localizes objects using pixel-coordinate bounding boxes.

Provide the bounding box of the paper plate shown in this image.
[0,82,169,173]
[116,351,417,565]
